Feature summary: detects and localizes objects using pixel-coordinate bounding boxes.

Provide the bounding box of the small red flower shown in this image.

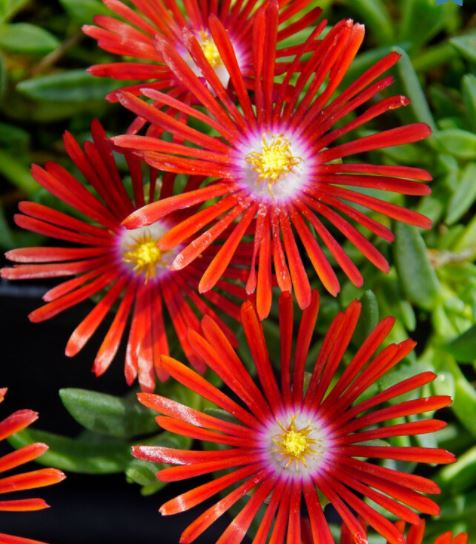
[1,121,243,391]
[84,0,318,106]
[0,389,65,544]
[339,519,468,544]
[133,293,454,544]
[115,3,432,319]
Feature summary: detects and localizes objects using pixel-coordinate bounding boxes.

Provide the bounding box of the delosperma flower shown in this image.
[1,121,243,391]
[0,389,65,544]
[339,519,468,544]
[115,2,433,319]
[84,0,318,105]
[132,292,454,544]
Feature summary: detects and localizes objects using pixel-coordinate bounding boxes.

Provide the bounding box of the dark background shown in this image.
[0,283,235,543]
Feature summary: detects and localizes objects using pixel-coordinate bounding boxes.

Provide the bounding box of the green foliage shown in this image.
[1,0,475,540]
[446,324,476,363]
[394,223,440,310]
[59,389,158,439]
[450,30,476,63]
[0,23,59,54]
[17,70,119,103]
[58,0,111,25]
[8,427,132,474]
[0,0,29,22]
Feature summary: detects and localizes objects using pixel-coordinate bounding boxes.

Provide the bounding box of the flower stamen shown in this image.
[123,233,164,282]
[246,134,303,191]
[272,416,317,468]
[197,31,222,68]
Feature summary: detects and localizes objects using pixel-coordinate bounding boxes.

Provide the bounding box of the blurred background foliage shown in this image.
[0,0,475,542]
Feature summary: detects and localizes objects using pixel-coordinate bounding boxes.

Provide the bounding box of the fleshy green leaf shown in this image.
[0,0,30,23]
[446,324,476,363]
[442,358,476,437]
[434,129,476,160]
[0,149,37,195]
[447,163,476,225]
[9,428,131,474]
[436,446,476,494]
[353,290,379,345]
[394,223,440,310]
[126,458,166,496]
[440,490,476,521]
[17,70,120,103]
[60,389,157,439]
[450,31,476,63]
[393,46,436,130]
[455,215,476,252]
[343,0,394,45]
[0,53,5,102]
[0,205,15,248]
[0,23,59,54]
[462,74,476,132]
[399,0,454,50]
[59,0,111,25]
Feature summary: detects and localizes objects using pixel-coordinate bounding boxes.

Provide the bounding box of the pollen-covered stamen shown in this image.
[197,30,221,68]
[265,410,330,478]
[246,134,303,186]
[119,224,175,282]
[123,235,162,281]
[273,417,317,468]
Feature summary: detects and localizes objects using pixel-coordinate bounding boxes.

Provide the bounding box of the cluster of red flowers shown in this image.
[1,0,469,542]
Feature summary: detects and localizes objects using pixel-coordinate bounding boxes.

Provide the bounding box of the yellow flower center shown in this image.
[197,31,221,68]
[246,134,303,185]
[273,417,317,467]
[123,234,163,282]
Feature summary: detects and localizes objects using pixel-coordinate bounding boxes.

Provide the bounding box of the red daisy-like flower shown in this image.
[115,2,432,320]
[132,292,454,544]
[84,0,317,106]
[1,121,243,391]
[0,388,65,544]
[338,519,469,544]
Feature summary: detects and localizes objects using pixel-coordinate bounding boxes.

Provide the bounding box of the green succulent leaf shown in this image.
[399,0,454,50]
[59,389,157,439]
[436,446,476,494]
[462,74,476,132]
[442,358,476,437]
[440,490,476,521]
[353,290,379,345]
[343,0,394,46]
[0,23,59,54]
[394,223,440,310]
[0,0,29,22]
[434,129,476,160]
[9,428,131,474]
[393,46,436,130]
[0,149,37,195]
[446,324,476,363]
[450,31,476,63]
[446,163,476,225]
[59,0,111,25]
[17,70,120,103]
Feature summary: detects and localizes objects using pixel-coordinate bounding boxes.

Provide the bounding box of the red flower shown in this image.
[84,0,318,106]
[339,519,468,544]
[1,121,243,391]
[0,389,65,544]
[132,292,454,544]
[115,2,432,320]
